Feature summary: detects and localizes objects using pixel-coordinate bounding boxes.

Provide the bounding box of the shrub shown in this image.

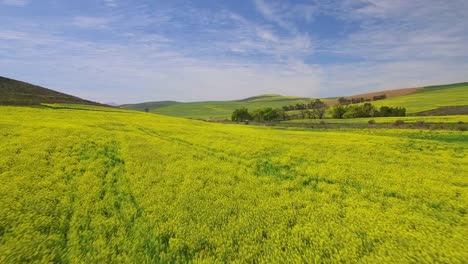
[415,121,425,127]
[394,120,405,126]
[330,105,347,119]
[232,107,251,122]
[368,119,376,125]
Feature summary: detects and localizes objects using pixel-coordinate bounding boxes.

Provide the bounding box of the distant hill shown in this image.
[370,82,468,114]
[349,87,421,100]
[120,95,313,119]
[236,94,310,102]
[122,82,467,119]
[120,101,179,111]
[325,86,424,106]
[0,76,102,106]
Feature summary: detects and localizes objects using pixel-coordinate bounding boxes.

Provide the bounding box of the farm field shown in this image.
[0,105,467,263]
[370,83,468,114]
[283,115,468,124]
[122,95,313,119]
[121,82,468,119]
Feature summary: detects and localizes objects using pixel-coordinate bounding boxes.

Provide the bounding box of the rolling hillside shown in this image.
[0,76,101,106]
[122,82,467,119]
[119,101,179,111]
[324,86,422,105]
[122,94,312,119]
[370,82,468,114]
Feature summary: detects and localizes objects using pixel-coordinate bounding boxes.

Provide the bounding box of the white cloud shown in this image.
[103,0,117,7]
[0,0,466,102]
[254,0,296,32]
[72,16,111,29]
[254,0,318,30]
[0,30,28,40]
[327,0,467,58]
[0,28,321,103]
[1,0,28,6]
[322,60,468,96]
[311,0,468,95]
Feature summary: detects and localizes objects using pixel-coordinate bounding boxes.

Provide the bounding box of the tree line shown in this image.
[337,94,387,105]
[330,103,406,118]
[281,99,328,111]
[232,107,288,122]
[233,99,328,122]
[232,100,405,122]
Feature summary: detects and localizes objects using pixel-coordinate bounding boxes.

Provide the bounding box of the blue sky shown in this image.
[1,0,467,103]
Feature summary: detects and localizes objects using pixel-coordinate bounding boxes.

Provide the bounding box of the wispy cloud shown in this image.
[103,0,117,8]
[0,0,466,102]
[1,0,28,6]
[335,0,468,56]
[321,59,468,96]
[312,0,468,94]
[0,30,29,40]
[0,26,321,103]
[72,16,111,29]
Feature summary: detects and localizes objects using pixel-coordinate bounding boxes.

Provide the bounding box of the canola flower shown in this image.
[0,105,467,263]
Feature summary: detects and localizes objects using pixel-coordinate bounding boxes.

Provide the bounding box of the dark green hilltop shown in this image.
[0,76,102,106]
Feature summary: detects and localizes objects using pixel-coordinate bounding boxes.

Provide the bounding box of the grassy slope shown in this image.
[370,82,468,113]
[151,95,312,119]
[123,82,467,119]
[119,101,179,111]
[283,115,468,124]
[0,76,101,106]
[325,87,422,105]
[0,104,467,262]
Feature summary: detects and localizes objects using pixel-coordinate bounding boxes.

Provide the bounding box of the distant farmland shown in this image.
[121,82,468,119]
[370,82,468,114]
[123,94,313,119]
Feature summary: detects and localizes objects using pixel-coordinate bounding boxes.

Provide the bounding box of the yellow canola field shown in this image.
[0,105,467,263]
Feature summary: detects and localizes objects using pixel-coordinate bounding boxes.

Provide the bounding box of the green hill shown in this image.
[0,76,102,106]
[121,94,313,119]
[119,101,179,111]
[370,82,468,114]
[121,82,467,119]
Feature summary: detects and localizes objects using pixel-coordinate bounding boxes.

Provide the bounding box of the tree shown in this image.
[251,107,284,122]
[231,107,252,122]
[330,105,347,119]
[394,107,406,116]
[300,109,306,119]
[303,110,312,119]
[277,109,289,120]
[251,108,265,122]
[144,108,149,112]
[264,108,279,121]
[378,106,406,117]
[373,94,387,101]
[312,108,326,119]
[309,99,328,119]
[360,102,377,117]
[330,103,405,119]
[338,97,350,105]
